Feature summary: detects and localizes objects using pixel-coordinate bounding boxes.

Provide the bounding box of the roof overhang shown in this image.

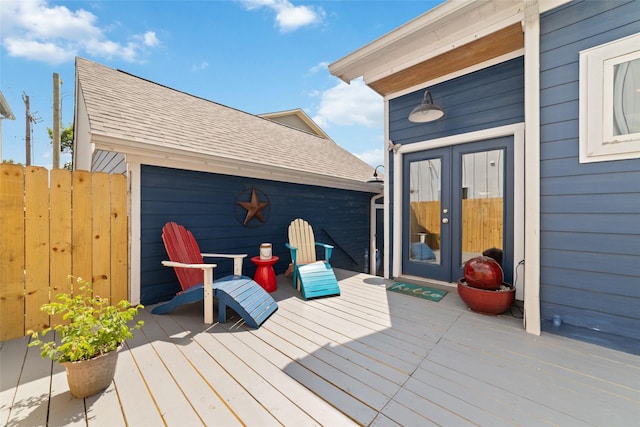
[0,91,15,120]
[89,132,380,194]
[329,0,570,96]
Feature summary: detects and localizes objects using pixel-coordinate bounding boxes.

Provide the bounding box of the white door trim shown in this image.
[392,123,526,297]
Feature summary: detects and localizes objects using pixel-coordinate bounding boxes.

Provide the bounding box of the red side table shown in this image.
[250,256,279,292]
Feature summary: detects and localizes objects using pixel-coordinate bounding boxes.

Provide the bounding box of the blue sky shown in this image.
[1,0,444,168]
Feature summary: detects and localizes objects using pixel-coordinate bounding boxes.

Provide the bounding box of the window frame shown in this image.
[579,32,640,163]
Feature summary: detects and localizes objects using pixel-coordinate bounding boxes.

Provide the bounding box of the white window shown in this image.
[579,32,640,163]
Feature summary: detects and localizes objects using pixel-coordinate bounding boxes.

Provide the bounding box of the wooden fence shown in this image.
[0,164,129,341]
[410,198,503,252]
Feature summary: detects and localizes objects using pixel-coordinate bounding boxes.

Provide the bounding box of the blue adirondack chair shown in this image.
[152,222,277,328]
[285,218,340,299]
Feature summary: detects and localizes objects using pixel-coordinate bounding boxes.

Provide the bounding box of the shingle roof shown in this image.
[76,57,376,186]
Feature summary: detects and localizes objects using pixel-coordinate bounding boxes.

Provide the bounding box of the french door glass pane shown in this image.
[409,159,441,265]
[460,149,503,266]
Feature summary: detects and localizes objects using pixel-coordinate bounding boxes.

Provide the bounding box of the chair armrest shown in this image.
[162,260,217,270]
[200,253,247,276]
[315,242,333,249]
[315,242,334,262]
[161,260,217,324]
[285,243,298,263]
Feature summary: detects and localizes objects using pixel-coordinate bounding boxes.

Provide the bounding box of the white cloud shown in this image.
[238,0,324,32]
[192,61,209,72]
[356,148,385,168]
[0,0,160,65]
[142,31,160,47]
[3,38,75,64]
[309,61,329,74]
[313,78,383,128]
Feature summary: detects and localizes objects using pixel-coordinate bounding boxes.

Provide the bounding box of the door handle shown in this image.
[442,218,449,224]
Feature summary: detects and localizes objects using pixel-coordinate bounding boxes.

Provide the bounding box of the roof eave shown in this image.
[0,91,15,120]
[90,133,379,193]
[329,0,571,93]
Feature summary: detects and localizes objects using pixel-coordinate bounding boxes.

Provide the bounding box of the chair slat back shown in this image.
[162,222,204,291]
[288,218,317,264]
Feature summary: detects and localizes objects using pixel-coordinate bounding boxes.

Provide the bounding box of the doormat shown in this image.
[387,282,447,302]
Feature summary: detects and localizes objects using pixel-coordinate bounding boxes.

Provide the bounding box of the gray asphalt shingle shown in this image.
[76,57,376,184]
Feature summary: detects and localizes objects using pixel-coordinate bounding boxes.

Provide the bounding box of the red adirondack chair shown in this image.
[152,222,277,328]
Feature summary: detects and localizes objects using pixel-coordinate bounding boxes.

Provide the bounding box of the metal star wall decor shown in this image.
[235,187,270,227]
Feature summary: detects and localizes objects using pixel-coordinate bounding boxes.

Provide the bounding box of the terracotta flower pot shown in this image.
[457,278,515,315]
[61,346,120,398]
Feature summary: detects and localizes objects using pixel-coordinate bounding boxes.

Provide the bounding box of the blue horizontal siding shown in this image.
[540,247,639,278]
[540,302,640,355]
[541,266,640,298]
[542,194,640,214]
[541,231,639,258]
[540,171,640,195]
[140,165,373,305]
[389,57,524,145]
[540,0,640,353]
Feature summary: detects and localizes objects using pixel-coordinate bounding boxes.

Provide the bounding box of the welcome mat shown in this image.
[387,282,447,302]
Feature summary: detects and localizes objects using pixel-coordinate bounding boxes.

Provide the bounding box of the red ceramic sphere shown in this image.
[463,256,503,290]
[457,278,515,315]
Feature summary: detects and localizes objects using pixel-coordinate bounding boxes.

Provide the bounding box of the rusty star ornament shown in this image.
[236,188,270,225]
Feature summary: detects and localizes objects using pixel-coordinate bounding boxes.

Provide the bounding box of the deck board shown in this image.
[2,269,639,426]
[85,383,126,427]
[175,311,341,426]
[113,344,165,426]
[125,314,206,426]
[0,336,29,426]
[7,340,52,426]
[135,309,243,426]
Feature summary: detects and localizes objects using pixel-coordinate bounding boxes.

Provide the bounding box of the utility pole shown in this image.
[21,92,41,166]
[53,73,61,169]
[22,93,32,166]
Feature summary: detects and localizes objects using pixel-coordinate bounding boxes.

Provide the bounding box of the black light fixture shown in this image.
[367,165,384,183]
[408,90,444,123]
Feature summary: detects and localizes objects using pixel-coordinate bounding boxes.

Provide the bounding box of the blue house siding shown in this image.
[390,57,525,146]
[140,165,373,305]
[539,0,640,353]
[387,58,525,277]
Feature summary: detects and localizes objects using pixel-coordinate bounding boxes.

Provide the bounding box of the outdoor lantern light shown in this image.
[408,90,444,123]
[367,165,384,182]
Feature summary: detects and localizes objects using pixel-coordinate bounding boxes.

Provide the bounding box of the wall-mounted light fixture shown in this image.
[367,165,384,183]
[408,90,444,123]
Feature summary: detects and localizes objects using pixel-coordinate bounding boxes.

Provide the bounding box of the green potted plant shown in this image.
[29,276,144,398]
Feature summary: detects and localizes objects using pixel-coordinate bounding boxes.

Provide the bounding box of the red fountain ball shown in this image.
[463,256,503,290]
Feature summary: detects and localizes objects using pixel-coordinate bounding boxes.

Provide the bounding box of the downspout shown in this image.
[523,0,541,335]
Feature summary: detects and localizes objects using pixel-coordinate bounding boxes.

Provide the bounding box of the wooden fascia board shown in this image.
[369,22,524,96]
[90,133,378,193]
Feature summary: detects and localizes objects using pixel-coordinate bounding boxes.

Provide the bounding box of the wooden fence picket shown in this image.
[0,165,129,341]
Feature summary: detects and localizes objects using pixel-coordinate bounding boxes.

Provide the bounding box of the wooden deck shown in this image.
[2,269,639,426]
